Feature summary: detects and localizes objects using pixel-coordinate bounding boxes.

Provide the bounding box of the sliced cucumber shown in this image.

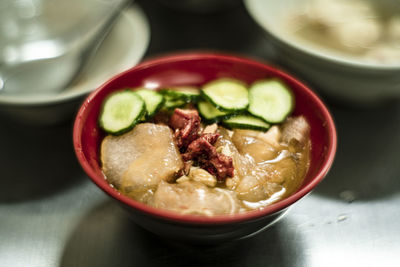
[160,86,199,110]
[135,88,165,118]
[222,114,270,131]
[99,91,145,135]
[248,79,294,123]
[201,78,249,111]
[197,101,235,122]
[163,95,187,110]
[161,86,201,103]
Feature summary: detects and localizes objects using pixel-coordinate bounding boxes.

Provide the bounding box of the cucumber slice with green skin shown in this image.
[197,101,235,122]
[160,86,201,103]
[163,95,187,110]
[99,91,146,135]
[248,79,294,123]
[135,89,165,118]
[222,114,270,131]
[201,78,249,111]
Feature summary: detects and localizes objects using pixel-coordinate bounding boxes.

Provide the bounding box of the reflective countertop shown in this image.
[1,1,399,266]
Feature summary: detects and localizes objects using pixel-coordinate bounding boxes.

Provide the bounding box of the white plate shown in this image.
[0,4,150,105]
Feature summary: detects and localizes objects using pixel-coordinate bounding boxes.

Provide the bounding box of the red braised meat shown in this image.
[171,108,234,181]
[199,153,234,181]
[182,133,220,161]
[169,109,201,150]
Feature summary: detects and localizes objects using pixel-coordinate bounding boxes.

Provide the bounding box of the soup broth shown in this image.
[100,113,310,216]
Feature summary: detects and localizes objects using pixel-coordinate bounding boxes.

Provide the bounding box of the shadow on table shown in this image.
[314,101,400,201]
[60,201,303,267]
[0,116,83,203]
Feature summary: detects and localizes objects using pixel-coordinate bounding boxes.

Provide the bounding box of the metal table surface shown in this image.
[1,1,399,266]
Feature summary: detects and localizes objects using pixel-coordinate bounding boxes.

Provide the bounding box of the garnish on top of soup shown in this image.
[98,78,311,216]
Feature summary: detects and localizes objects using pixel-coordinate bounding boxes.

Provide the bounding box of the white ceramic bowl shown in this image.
[244,0,400,105]
[0,5,150,124]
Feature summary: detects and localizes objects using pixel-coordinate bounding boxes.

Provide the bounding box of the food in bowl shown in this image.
[98,77,311,216]
[74,53,337,242]
[283,0,400,64]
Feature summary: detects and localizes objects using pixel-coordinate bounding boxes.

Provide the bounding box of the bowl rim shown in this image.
[244,0,400,71]
[73,52,337,225]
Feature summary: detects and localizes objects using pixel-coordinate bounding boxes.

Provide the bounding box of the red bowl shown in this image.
[73,52,337,243]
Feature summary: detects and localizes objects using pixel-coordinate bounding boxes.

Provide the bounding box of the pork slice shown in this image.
[152,181,239,216]
[232,128,282,163]
[101,123,183,200]
[281,116,310,147]
[215,127,256,179]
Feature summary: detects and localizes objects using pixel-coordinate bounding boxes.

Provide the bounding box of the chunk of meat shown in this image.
[170,109,235,181]
[232,127,282,163]
[219,124,307,203]
[201,132,220,144]
[282,116,310,147]
[182,133,234,181]
[215,127,256,179]
[199,153,234,181]
[235,154,295,203]
[101,123,183,201]
[152,181,239,215]
[169,108,201,150]
[182,133,220,160]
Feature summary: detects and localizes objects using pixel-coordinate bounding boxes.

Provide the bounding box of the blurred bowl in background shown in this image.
[0,0,130,97]
[0,4,150,124]
[244,0,400,105]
